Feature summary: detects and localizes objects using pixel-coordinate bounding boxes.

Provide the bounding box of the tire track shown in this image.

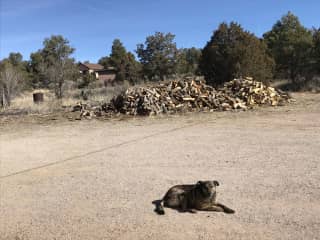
[0,122,200,180]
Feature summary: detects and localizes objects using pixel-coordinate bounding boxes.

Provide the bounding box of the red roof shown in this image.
[81,63,104,70]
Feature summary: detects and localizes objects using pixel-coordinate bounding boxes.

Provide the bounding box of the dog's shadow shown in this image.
[151,199,196,214]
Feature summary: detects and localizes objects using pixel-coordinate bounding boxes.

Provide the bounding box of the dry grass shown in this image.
[71,83,129,103]
[0,90,72,115]
[271,77,320,92]
[0,84,130,116]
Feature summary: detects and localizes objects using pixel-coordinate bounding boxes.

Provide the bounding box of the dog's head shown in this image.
[196,180,219,197]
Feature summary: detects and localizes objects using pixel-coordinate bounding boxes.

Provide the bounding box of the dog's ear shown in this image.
[197,181,203,186]
[213,180,219,186]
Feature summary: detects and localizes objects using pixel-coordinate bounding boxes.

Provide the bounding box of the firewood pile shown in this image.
[220,78,290,107]
[72,77,291,118]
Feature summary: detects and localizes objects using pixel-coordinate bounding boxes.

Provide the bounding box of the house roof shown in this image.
[80,63,104,70]
[98,66,116,71]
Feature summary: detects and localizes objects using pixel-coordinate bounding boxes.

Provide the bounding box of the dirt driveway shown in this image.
[1,93,319,240]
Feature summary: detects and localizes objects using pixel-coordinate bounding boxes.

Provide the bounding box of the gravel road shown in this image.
[1,93,319,240]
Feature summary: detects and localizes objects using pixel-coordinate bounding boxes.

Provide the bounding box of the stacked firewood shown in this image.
[72,77,291,118]
[220,78,290,108]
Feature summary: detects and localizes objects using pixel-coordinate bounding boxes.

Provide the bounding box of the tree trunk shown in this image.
[159,73,165,81]
[1,87,9,107]
[290,69,297,83]
[1,89,5,107]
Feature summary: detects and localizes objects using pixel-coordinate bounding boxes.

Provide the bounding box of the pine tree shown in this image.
[136,32,178,81]
[263,12,313,82]
[200,22,274,86]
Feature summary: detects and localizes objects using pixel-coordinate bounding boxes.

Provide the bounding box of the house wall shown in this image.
[98,72,116,86]
[78,63,116,84]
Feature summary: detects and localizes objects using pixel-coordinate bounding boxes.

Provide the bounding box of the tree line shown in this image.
[1,12,320,107]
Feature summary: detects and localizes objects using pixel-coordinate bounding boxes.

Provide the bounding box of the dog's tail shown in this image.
[217,203,235,214]
[153,199,165,215]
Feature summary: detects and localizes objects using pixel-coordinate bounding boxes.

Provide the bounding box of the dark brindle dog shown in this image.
[154,180,235,215]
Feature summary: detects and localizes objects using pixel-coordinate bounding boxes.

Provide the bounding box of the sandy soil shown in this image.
[0,93,320,240]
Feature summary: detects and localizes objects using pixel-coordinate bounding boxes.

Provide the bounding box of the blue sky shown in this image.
[1,0,320,62]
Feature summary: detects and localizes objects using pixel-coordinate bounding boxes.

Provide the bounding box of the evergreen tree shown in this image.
[125,52,141,84]
[99,39,141,84]
[109,39,127,82]
[30,35,77,98]
[312,28,320,74]
[177,48,201,75]
[28,51,47,88]
[200,22,274,86]
[136,32,178,81]
[263,12,313,82]
[98,56,111,69]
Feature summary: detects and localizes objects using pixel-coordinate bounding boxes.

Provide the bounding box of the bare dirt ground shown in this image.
[0,93,319,240]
